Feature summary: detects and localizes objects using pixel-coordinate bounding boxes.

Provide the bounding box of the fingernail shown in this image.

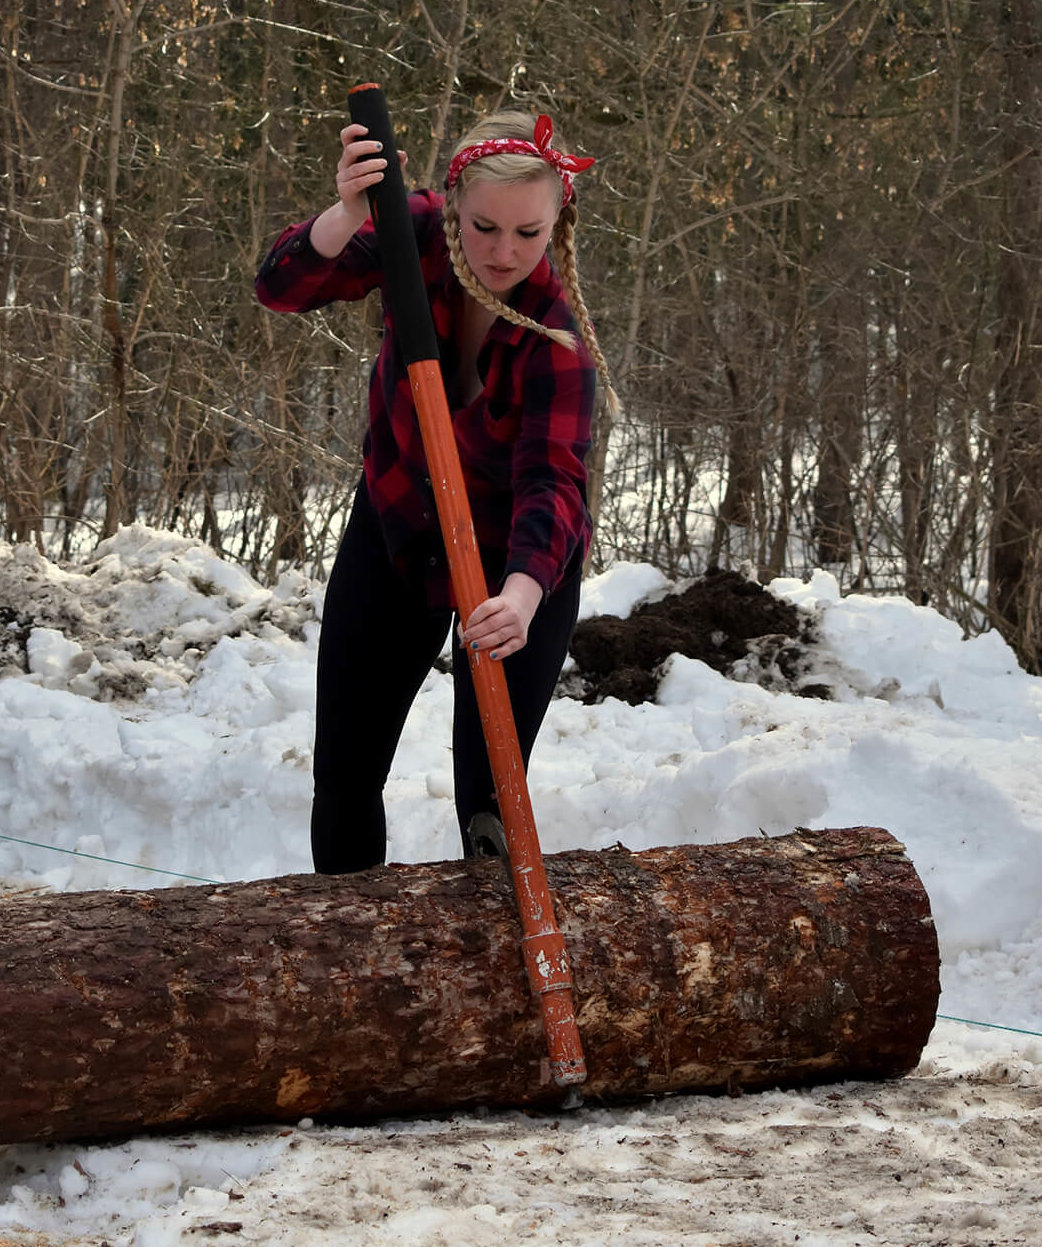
[374,141,383,151]
[491,651,499,661]
[470,641,479,650]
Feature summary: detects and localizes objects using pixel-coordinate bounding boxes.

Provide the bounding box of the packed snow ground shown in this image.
[0,526,1040,1247]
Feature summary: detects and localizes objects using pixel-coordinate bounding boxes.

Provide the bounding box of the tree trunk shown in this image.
[810,13,870,576]
[990,0,1042,672]
[0,827,939,1145]
[100,0,148,539]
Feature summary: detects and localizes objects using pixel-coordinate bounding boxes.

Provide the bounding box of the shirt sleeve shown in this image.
[254,193,444,313]
[504,335,595,595]
[253,216,379,312]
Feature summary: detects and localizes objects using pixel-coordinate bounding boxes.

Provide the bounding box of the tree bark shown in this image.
[0,827,939,1145]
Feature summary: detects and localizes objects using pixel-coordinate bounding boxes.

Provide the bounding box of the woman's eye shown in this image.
[473,222,495,233]
[518,229,540,239]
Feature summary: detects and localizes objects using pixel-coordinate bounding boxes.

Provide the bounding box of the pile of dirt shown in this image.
[567,567,820,704]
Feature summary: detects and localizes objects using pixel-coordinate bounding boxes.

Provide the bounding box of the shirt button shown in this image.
[428,556,438,567]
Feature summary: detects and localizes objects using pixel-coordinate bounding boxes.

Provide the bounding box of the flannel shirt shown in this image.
[255,190,595,608]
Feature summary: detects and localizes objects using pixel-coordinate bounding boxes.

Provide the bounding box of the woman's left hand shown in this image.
[460,573,543,661]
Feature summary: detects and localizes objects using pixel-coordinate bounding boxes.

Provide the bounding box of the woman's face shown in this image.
[457,175,560,296]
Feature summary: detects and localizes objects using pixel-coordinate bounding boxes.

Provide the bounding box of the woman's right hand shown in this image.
[310,123,406,258]
[334,123,390,212]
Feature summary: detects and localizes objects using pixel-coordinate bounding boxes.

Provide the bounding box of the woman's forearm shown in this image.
[309,200,370,258]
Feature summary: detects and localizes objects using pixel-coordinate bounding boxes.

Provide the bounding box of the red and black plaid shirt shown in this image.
[255,190,594,607]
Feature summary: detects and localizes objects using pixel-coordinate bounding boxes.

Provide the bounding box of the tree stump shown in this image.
[0,827,939,1144]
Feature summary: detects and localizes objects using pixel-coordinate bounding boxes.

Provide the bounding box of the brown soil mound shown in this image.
[567,568,818,704]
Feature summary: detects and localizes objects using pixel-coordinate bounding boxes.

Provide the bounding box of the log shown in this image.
[0,827,939,1144]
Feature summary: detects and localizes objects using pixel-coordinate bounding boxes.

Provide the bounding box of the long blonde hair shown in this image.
[442,113,619,413]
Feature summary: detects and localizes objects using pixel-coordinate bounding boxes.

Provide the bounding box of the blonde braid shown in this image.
[441,196,576,351]
[552,200,621,416]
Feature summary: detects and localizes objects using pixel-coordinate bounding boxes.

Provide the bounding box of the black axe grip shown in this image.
[348,83,439,365]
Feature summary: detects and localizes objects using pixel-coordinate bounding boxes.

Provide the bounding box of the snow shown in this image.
[1,526,1040,1246]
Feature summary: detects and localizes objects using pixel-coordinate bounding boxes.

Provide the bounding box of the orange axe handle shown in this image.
[348,83,586,1088]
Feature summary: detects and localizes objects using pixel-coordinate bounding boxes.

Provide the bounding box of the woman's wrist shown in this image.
[310,200,367,258]
[501,572,544,628]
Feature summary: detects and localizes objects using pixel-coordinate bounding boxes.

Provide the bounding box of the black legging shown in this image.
[310,479,581,873]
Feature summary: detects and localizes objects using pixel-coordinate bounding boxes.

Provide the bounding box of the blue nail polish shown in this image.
[471,641,479,650]
[491,651,499,661]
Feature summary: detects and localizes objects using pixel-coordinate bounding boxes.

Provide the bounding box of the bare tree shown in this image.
[990,0,1042,670]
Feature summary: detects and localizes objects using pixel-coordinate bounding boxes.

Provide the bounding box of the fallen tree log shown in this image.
[0,827,939,1144]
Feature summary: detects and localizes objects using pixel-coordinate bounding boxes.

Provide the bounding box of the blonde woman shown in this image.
[256,111,614,873]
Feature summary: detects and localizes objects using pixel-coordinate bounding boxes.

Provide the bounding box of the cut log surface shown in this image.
[0,827,939,1144]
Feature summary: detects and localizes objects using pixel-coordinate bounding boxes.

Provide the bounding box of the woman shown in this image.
[256,111,615,873]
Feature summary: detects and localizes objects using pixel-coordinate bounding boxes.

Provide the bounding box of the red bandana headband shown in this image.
[446,114,595,204]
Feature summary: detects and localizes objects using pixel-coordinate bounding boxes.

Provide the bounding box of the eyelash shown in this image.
[473,223,540,239]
